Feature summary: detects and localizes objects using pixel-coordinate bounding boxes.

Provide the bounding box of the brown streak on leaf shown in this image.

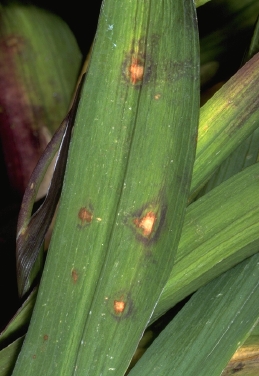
[71,268,78,284]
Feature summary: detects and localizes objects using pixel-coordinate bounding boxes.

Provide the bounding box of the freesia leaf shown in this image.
[129,253,259,376]
[153,162,259,322]
[12,1,200,375]
[0,289,37,348]
[16,76,84,297]
[190,51,259,200]
[198,13,259,196]
[222,321,259,375]
[0,338,23,376]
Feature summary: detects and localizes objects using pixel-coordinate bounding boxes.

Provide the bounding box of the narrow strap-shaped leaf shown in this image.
[6,162,259,358]
[190,52,259,200]
[16,75,85,297]
[0,288,37,347]
[197,14,259,196]
[12,0,199,375]
[129,253,259,376]
[152,161,259,322]
[0,337,24,376]
[197,128,259,195]
[242,11,259,63]
[195,0,211,7]
[0,4,82,197]
[222,320,259,375]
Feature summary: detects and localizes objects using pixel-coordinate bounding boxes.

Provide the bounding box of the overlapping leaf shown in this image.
[129,253,259,376]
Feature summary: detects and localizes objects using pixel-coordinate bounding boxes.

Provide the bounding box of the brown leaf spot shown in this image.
[108,291,134,320]
[122,36,155,87]
[78,207,93,226]
[233,363,244,373]
[43,334,48,341]
[32,354,36,359]
[127,196,167,245]
[134,211,156,237]
[71,268,79,283]
[129,57,144,85]
[114,300,126,314]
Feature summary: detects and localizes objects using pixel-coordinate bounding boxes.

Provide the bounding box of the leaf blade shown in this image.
[129,253,259,376]
[190,52,259,200]
[12,1,200,375]
[152,162,259,322]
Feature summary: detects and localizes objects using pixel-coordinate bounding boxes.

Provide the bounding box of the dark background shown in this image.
[33,0,103,56]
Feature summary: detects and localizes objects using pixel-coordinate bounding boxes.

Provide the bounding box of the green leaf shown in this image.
[243,10,259,62]
[129,253,259,376]
[198,13,259,196]
[16,76,85,297]
[7,150,259,366]
[190,52,259,200]
[0,290,37,375]
[0,2,82,295]
[222,320,259,375]
[195,0,211,7]
[0,338,24,376]
[152,161,259,322]
[12,0,199,375]
[0,4,82,196]
[0,289,37,348]
[197,127,259,196]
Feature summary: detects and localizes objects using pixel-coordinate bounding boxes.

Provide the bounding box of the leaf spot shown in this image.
[134,211,156,237]
[71,268,79,283]
[129,57,144,85]
[78,207,93,226]
[114,300,126,314]
[108,291,134,320]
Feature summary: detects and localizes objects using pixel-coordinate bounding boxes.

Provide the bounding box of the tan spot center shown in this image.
[129,58,144,84]
[78,207,93,224]
[114,300,126,314]
[134,211,156,237]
